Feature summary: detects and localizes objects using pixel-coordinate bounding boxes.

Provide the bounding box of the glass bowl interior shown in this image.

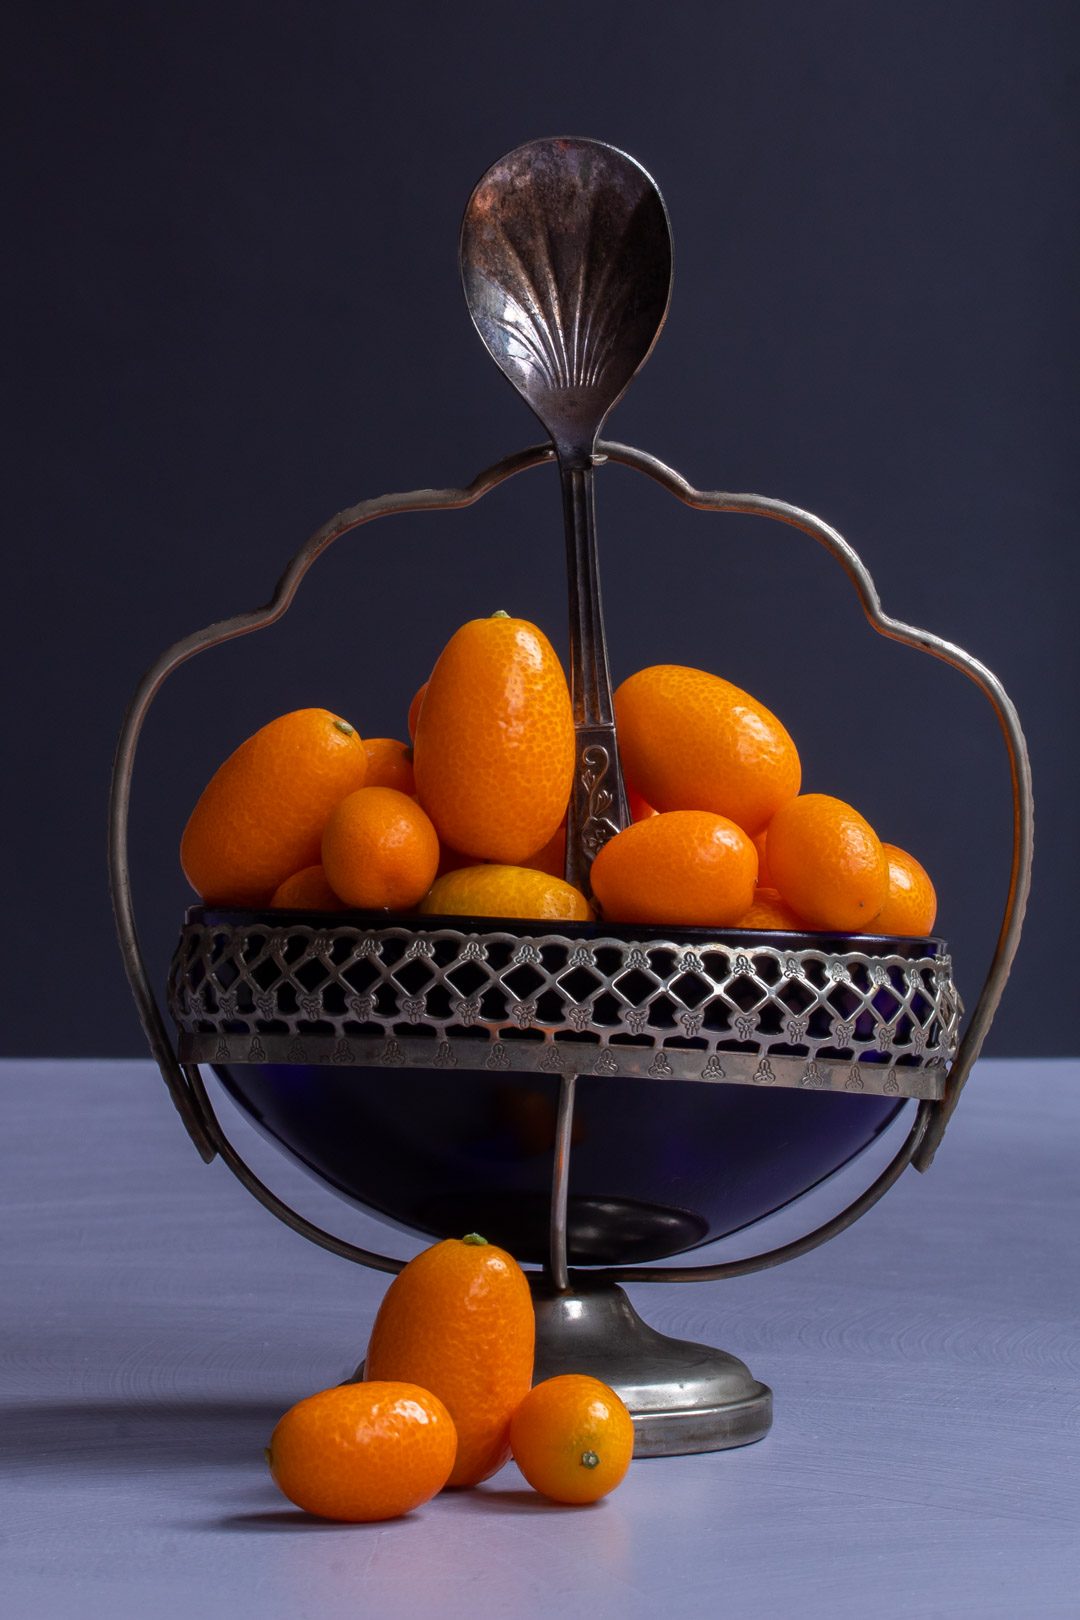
[193,907,937,1265]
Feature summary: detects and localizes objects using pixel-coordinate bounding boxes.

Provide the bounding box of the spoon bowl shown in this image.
[460,136,673,462]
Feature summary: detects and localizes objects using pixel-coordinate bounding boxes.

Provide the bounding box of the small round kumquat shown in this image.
[421,864,592,923]
[321,787,439,911]
[510,1375,635,1505]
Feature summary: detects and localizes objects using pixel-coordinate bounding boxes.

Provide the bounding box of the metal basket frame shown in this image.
[108,440,1033,1286]
[168,917,959,1099]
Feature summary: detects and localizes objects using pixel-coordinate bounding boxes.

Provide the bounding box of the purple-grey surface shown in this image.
[2,1057,1077,1618]
[5,1,1077,1057]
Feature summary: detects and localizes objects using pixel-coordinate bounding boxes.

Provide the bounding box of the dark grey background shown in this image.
[7,1,1076,1056]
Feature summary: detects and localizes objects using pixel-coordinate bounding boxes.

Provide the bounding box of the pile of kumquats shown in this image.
[181,610,938,1520]
[268,1233,632,1520]
[180,608,937,936]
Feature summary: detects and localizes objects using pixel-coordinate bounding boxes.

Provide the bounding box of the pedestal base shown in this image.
[532,1277,772,1456]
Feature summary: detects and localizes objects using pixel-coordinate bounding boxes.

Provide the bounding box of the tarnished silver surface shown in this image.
[111,435,1029,1182]
[109,430,1029,1275]
[599,441,1034,1170]
[462,139,673,894]
[532,1280,772,1454]
[548,1072,576,1293]
[169,918,958,1102]
[112,155,1030,1308]
[461,140,672,457]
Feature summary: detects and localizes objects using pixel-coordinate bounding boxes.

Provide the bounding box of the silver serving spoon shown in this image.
[460,137,673,895]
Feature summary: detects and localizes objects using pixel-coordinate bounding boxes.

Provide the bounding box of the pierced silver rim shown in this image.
[169,915,959,1102]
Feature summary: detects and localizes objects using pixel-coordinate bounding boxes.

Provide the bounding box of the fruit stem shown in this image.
[333,719,356,735]
[461,1232,488,1246]
[490,609,510,619]
[581,1451,600,1469]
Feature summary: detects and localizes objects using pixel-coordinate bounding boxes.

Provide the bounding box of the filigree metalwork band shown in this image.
[169,919,959,1102]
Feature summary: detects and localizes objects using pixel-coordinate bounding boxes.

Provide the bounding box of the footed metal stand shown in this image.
[351,1278,770,1457]
[532,1277,771,1456]
[533,1072,771,1456]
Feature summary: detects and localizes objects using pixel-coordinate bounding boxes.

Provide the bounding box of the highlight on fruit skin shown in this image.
[871,843,938,936]
[364,1234,535,1488]
[509,1374,635,1505]
[614,664,801,835]
[412,612,575,864]
[266,1381,457,1522]
[180,708,368,907]
[321,786,440,911]
[421,864,593,923]
[590,811,757,928]
[407,680,429,742]
[766,792,888,931]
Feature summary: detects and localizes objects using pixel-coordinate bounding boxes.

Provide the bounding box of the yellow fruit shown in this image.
[420,864,593,923]
[510,1375,635,1505]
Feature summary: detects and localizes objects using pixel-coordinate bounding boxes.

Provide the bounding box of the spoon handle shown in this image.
[559,459,630,896]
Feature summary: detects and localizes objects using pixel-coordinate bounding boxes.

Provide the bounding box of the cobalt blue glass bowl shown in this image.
[178,909,947,1266]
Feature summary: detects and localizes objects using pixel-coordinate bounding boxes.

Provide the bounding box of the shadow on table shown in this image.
[207,1488,594,1532]
[0,1397,291,1475]
[211,1508,399,1533]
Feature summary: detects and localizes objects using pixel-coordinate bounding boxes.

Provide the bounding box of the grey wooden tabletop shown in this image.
[2,1057,1077,1619]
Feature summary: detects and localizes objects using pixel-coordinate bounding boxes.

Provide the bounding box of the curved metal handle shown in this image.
[597,442,1033,1179]
[590,1101,934,1286]
[107,444,554,1263]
